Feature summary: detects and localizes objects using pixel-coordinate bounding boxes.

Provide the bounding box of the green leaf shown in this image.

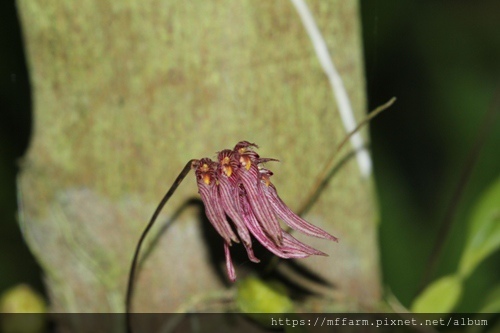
[478,283,500,313]
[465,288,500,333]
[411,275,462,313]
[236,276,294,328]
[459,176,500,277]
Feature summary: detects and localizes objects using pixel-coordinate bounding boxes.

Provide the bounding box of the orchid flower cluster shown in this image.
[192,141,338,281]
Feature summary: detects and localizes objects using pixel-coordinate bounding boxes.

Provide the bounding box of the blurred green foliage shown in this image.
[0,0,499,316]
[0,284,46,333]
[237,276,294,326]
[363,0,500,312]
[459,176,500,278]
[412,176,500,313]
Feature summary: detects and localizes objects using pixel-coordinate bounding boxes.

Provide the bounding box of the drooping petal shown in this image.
[262,181,338,242]
[218,175,259,263]
[238,192,288,257]
[217,150,259,263]
[281,233,327,257]
[238,164,283,245]
[239,190,323,259]
[217,176,251,244]
[194,158,239,244]
[197,180,239,244]
[224,242,236,282]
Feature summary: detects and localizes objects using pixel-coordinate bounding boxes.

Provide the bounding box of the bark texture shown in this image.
[17,0,380,321]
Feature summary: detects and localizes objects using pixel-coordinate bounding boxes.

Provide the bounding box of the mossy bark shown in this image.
[17,0,380,319]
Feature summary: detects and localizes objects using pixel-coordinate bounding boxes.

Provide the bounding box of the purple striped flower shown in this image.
[193,141,338,281]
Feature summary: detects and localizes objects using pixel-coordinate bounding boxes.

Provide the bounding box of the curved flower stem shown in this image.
[126,159,196,333]
[297,97,396,216]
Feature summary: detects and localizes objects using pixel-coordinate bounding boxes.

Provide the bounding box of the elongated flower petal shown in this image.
[238,164,283,245]
[217,177,251,245]
[224,242,236,282]
[238,191,291,258]
[281,233,327,257]
[194,159,239,244]
[217,150,260,263]
[218,179,259,263]
[262,178,338,242]
[239,189,324,258]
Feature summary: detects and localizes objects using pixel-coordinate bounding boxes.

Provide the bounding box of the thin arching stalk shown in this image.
[125,159,196,333]
[298,97,396,216]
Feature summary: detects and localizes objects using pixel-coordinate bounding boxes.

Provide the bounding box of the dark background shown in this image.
[1,0,499,312]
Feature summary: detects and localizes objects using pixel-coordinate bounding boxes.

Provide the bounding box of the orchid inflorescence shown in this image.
[192,141,338,281]
[126,141,338,331]
[127,99,394,333]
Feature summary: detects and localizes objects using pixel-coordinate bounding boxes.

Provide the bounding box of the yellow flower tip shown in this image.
[200,163,210,173]
[199,163,213,184]
[221,156,232,177]
[240,156,252,170]
[263,176,271,187]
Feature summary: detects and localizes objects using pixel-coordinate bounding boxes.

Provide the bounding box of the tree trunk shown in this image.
[17,0,380,322]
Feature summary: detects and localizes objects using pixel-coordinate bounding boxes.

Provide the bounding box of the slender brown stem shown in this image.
[418,87,500,291]
[298,97,396,216]
[125,159,196,333]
